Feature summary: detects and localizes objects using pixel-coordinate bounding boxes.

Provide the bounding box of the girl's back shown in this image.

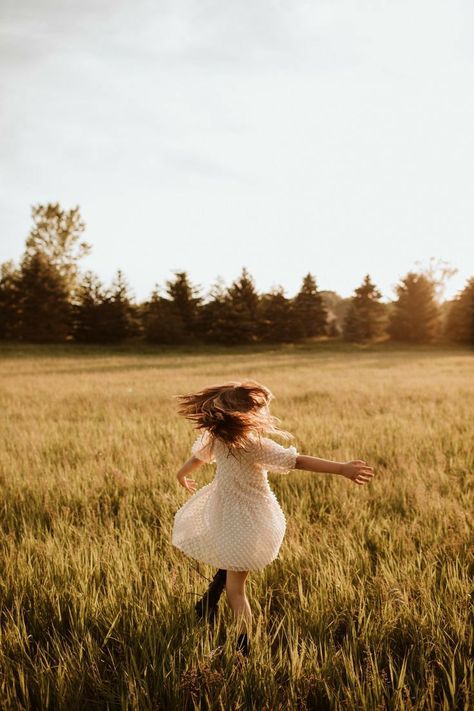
[173,430,299,572]
[192,430,298,479]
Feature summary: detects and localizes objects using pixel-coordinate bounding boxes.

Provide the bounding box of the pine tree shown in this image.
[17,252,71,342]
[445,277,474,344]
[72,271,106,343]
[198,278,234,344]
[0,261,20,339]
[225,268,260,344]
[144,272,201,344]
[166,271,201,340]
[98,270,137,343]
[144,287,162,344]
[259,287,296,343]
[389,272,440,343]
[343,275,387,342]
[143,287,181,344]
[292,274,328,339]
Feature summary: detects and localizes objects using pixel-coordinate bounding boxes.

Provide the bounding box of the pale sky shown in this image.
[1,0,473,302]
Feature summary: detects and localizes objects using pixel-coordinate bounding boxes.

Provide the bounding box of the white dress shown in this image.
[171,431,298,571]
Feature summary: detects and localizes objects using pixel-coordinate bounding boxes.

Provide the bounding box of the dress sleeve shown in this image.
[191,431,216,463]
[254,437,298,473]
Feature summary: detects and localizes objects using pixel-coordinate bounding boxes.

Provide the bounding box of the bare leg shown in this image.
[225,570,252,635]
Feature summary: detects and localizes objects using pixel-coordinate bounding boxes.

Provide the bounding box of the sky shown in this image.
[1,0,473,302]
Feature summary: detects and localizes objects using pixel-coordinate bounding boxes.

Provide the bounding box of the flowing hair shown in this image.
[176,380,292,450]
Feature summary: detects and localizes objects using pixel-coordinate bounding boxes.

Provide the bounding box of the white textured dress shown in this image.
[171,431,298,571]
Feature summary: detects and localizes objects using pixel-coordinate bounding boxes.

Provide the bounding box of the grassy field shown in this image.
[0,343,472,710]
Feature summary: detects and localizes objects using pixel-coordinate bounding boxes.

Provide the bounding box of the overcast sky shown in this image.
[1,0,473,301]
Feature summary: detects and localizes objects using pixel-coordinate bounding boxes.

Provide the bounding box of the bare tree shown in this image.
[413,257,458,302]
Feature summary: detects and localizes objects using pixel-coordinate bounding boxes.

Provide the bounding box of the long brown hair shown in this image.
[176,380,291,450]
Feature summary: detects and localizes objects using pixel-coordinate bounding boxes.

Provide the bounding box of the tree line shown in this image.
[1,203,473,346]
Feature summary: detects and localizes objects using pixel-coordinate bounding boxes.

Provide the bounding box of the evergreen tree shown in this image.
[445,277,474,344]
[0,261,20,339]
[25,202,90,294]
[144,287,181,344]
[198,278,234,344]
[259,287,296,342]
[225,268,260,344]
[389,272,440,343]
[343,275,387,342]
[98,270,137,343]
[166,271,201,338]
[144,272,201,344]
[292,274,328,339]
[17,251,70,342]
[144,287,162,344]
[72,271,106,343]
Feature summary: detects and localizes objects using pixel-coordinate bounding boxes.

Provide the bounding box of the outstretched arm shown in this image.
[176,456,204,493]
[295,455,375,486]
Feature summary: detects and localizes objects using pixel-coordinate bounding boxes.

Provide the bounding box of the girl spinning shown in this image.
[171,381,374,657]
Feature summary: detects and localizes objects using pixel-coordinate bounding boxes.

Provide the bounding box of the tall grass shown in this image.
[0,344,472,710]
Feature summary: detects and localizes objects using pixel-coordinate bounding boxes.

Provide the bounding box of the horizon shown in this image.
[1,219,468,304]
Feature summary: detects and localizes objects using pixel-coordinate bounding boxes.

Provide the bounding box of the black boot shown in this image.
[236,632,249,657]
[194,569,227,623]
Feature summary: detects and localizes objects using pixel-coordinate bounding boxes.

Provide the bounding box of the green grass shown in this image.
[0,343,473,710]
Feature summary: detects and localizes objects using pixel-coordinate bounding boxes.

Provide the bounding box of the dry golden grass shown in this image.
[0,343,472,710]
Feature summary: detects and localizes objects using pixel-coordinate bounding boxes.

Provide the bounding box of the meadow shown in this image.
[0,342,472,710]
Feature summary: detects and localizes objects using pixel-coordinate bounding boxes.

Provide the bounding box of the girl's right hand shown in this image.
[340,460,374,485]
[177,473,197,494]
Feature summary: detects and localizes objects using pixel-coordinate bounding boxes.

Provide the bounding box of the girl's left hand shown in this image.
[340,460,375,485]
[177,473,197,494]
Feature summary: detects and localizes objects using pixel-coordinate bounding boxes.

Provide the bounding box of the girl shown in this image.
[171,380,374,657]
